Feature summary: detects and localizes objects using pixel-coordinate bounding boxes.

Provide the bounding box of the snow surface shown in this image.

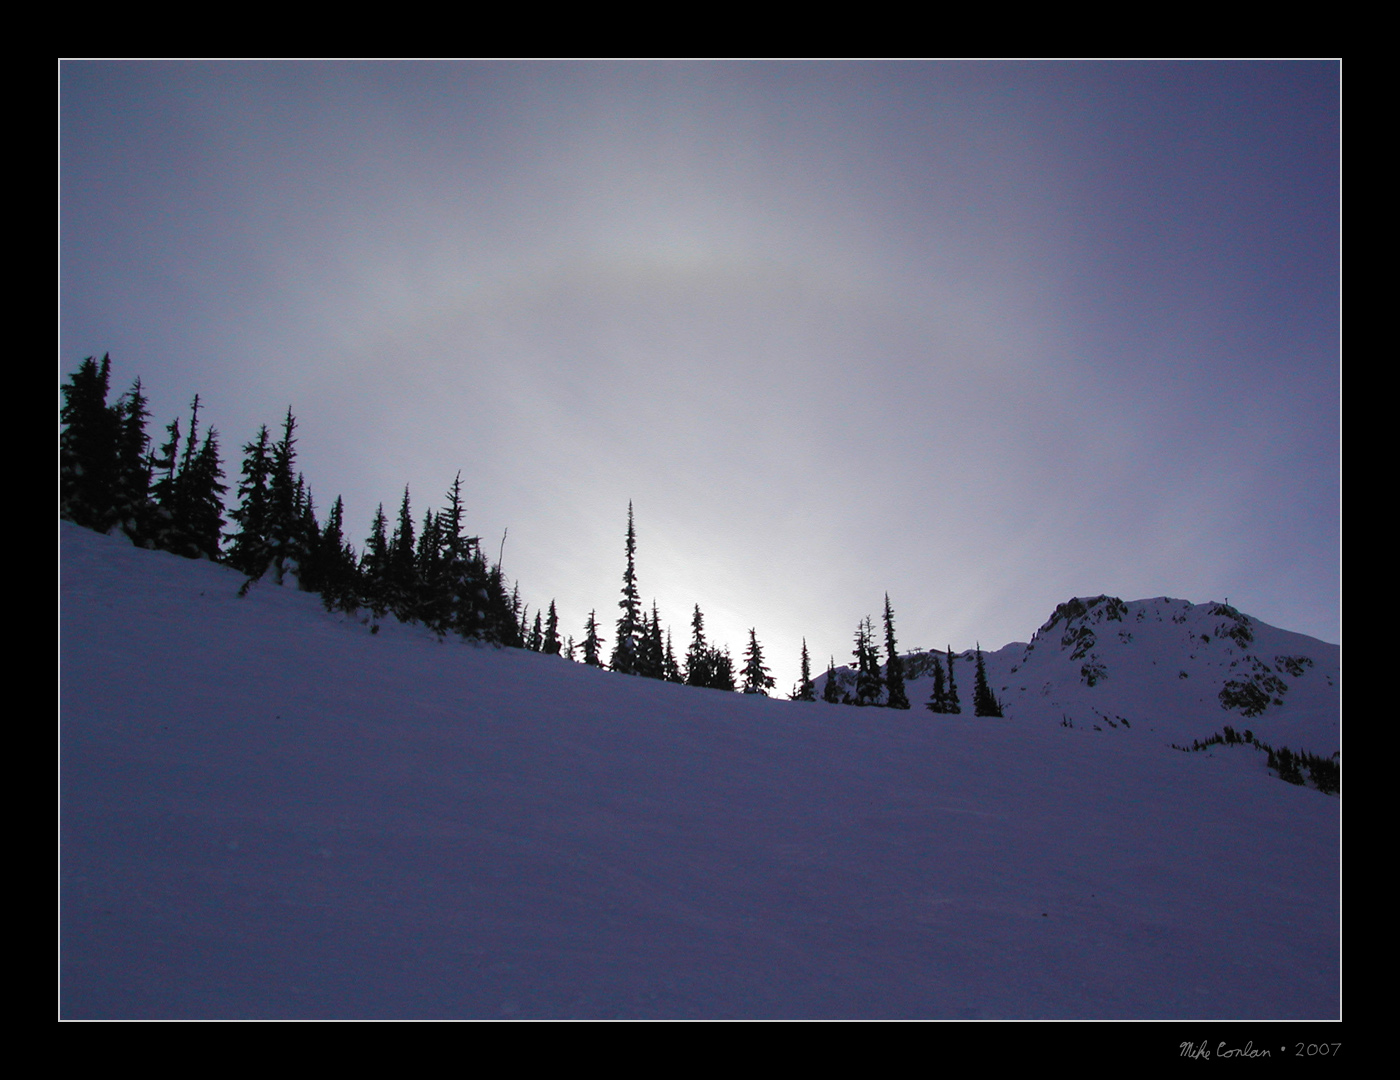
[60,523,1340,1019]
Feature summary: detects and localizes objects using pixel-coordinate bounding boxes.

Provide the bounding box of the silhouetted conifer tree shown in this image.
[611,502,642,674]
[686,605,712,688]
[972,643,1003,717]
[664,628,684,683]
[742,629,775,695]
[945,646,961,714]
[710,646,736,692]
[853,616,883,706]
[309,495,359,612]
[112,377,156,543]
[791,638,816,701]
[182,428,227,560]
[823,657,843,703]
[227,425,273,579]
[383,485,416,615]
[925,653,950,713]
[360,503,390,617]
[266,409,305,585]
[883,595,909,709]
[583,610,605,667]
[638,601,666,679]
[542,600,561,655]
[60,354,122,532]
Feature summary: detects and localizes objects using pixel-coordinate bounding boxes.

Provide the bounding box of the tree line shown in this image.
[60,355,522,646]
[61,354,1006,714]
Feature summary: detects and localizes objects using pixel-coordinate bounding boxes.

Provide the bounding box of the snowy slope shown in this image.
[60,524,1339,1019]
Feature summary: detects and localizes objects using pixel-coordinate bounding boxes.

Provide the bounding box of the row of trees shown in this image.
[60,356,524,647]
[586,505,1003,714]
[62,355,1009,711]
[566,502,772,694]
[60,356,228,561]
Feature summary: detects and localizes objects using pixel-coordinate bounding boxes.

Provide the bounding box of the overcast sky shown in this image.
[60,61,1340,691]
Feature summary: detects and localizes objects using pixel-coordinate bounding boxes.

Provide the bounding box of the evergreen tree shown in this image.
[791,638,816,701]
[265,408,305,585]
[945,646,962,714]
[582,610,605,667]
[437,472,487,640]
[360,503,391,617]
[925,653,950,713]
[153,395,228,560]
[386,485,418,618]
[882,595,910,709]
[112,377,156,543]
[529,611,543,652]
[972,643,1004,717]
[481,561,523,647]
[611,502,642,674]
[542,600,562,656]
[227,425,273,579]
[685,605,712,688]
[181,428,227,560]
[415,506,447,632]
[60,354,122,532]
[822,657,843,703]
[663,628,684,683]
[148,416,181,527]
[742,629,775,696]
[638,601,666,679]
[309,495,359,612]
[853,616,883,706]
[709,646,736,692]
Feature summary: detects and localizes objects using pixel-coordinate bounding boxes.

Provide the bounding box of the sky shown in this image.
[59,61,1341,691]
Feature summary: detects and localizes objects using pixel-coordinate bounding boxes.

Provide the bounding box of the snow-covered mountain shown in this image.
[825,594,1339,755]
[59,524,1340,1019]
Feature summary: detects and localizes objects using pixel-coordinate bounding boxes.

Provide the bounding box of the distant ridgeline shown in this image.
[59,354,524,645]
[818,593,1339,792]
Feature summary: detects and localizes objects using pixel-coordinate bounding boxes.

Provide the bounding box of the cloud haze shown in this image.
[61,61,1340,689]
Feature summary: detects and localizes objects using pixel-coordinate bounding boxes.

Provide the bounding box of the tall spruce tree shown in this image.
[741,629,775,696]
[112,377,156,544]
[663,628,684,683]
[60,354,122,532]
[972,643,1004,717]
[386,486,418,619]
[791,638,816,701]
[709,646,736,692]
[685,605,712,688]
[925,653,950,713]
[266,408,305,585]
[853,616,883,706]
[945,646,962,714]
[308,494,359,612]
[181,428,227,560]
[227,425,273,579]
[582,610,605,667]
[638,601,666,679]
[822,656,843,703]
[882,595,910,709]
[360,503,390,617]
[542,600,562,656]
[611,502,642,674]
